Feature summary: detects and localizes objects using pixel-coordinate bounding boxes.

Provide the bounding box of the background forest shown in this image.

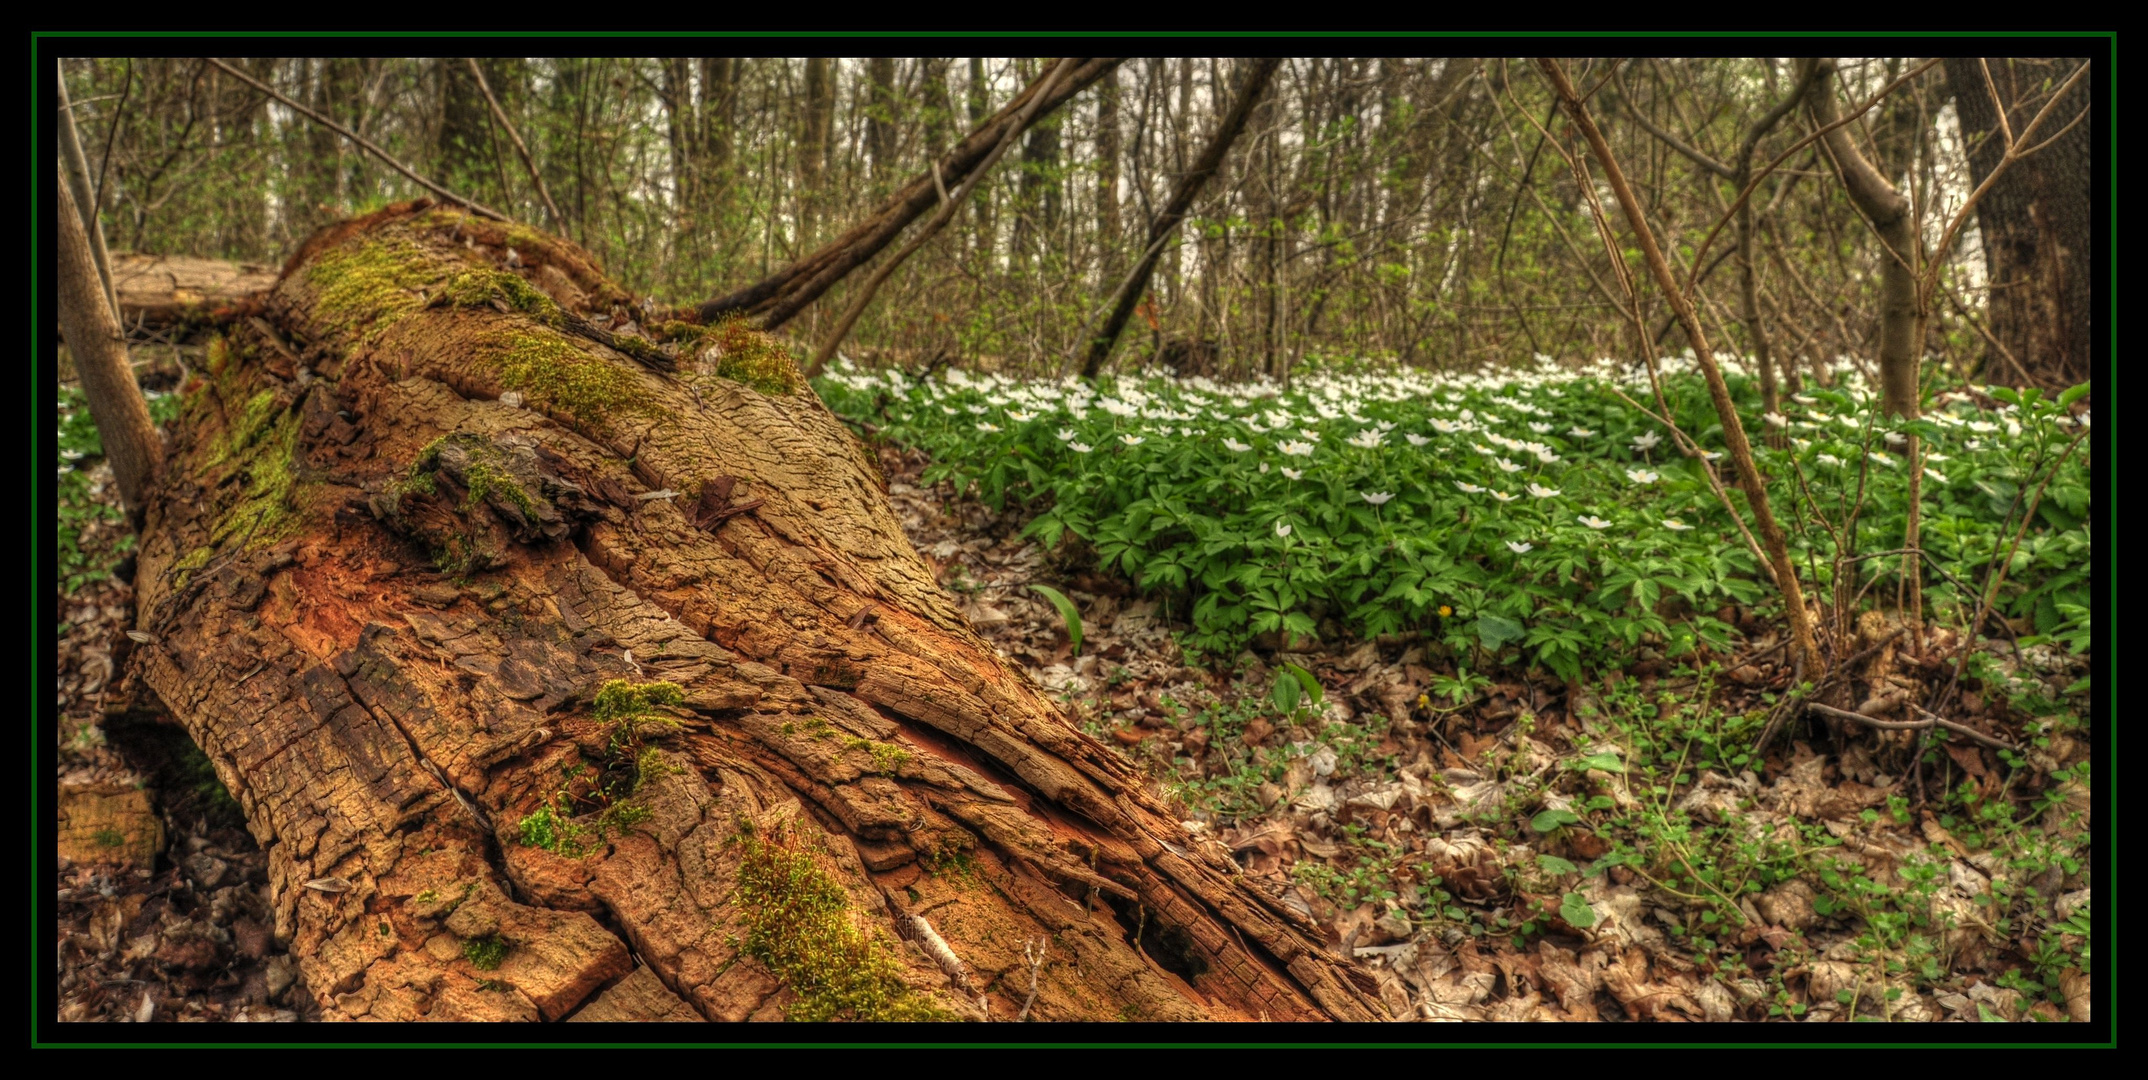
[61,55,2089,388]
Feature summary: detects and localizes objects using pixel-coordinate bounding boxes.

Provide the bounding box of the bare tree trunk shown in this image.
[799,58,835,247]
[1081,58,1281,378]
[866,57,898,187]
[1802,58,1920,419]
[437,58,496,203]
[1094,66,1121,254]
[698,57,737,191]
[1942,56,2093,390]
[966,57,993,259]
[920,57,953,158]
[121,201,1383,1024]
[661,58,696,228]
[700,59,1122,330]
[57,160,159,517]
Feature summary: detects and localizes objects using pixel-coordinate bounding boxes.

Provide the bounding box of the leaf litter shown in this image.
[869,440,2094,1024]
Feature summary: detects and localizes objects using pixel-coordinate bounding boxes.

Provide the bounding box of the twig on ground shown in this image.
[1016,937,1048,1021]
[1807,701,2014,751]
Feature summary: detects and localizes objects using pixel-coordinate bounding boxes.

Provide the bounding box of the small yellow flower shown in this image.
[1438,605,1454,618]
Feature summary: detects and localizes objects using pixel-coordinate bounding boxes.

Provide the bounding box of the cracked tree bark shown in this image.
[122,200,1384,1024]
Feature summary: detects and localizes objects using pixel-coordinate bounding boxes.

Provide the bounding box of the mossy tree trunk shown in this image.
[123,200,1383,1023]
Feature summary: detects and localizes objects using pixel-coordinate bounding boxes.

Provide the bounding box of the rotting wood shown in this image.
[125,199,1384,1023]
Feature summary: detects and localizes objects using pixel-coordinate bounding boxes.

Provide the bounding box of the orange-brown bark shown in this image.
[125,201,1384,1023]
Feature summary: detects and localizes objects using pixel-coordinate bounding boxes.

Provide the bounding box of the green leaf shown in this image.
[1027,584,1084,656]
[1537,854,1578,876]
[1531,808,1582,833]
[1272,668,1302,714]
[1475,613,1525,650]
[1571,751,1625,773]
[2057,380,2091,408]
[1282,662,1325,709]
[1560,892,1597,928]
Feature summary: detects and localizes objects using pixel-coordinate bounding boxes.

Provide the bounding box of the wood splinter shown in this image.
[690,475,765,532]
[899,912,987,1016]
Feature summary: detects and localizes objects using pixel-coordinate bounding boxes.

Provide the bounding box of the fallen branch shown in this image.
[1751,626,1906,754]
[807,58,1077,377]
[1807,701,2014,751]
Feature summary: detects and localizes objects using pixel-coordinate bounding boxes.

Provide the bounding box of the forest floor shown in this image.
[52,386,2093,1025]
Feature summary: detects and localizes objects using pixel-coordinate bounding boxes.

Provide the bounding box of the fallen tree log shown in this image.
[109,252,281,330]
[123,200,1384,1023]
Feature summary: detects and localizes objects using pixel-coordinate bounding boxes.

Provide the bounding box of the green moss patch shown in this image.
[480,328,659,430]
[595,679,685,757]
[443,267,563,324]
[842,736,912,776]
[208,408,306,551]
[169,546,213,590]
[405,434,536,518]
[462,934,509,970]
[697,317,803,396]
[516,801,591,856]
[429,530,491,581]
[732,823,955,1022]
[303,235,441,345]
[920,845,980,887]
[592,678,685,722]
[513,681,685,858]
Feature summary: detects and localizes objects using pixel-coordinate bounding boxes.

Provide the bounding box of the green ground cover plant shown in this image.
[819,357,2091,674]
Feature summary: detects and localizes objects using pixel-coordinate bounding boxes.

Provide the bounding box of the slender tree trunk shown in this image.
[799,58,835,247]
[1538,59,1822,681]
[1095,67,1121,256]
[121,201,1383,1024]
[57,66,123,321]
[303,59,360,229]
[57,160,159,518]
[920,57,953,158]
[866,56,898,187]
[1802,58,1920,419]
[1733,198,1782,412]
[661,58,696,230]
[437,58,498,204]
[1081,58,1282,378]
[699,57,737,189]
[1012,57,1063,272]
[966,57,993,259]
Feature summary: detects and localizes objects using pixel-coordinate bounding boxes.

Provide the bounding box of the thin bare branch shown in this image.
[466,59,564,230]
[204,57,510,222]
